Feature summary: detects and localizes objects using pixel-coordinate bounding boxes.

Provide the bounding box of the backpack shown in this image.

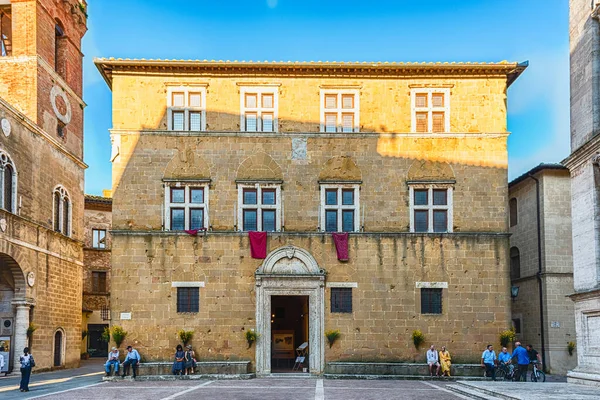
[30,355,35,368]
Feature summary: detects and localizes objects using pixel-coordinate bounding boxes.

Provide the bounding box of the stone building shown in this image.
[95,57,526,375]
[508,164,576,375]
[566,0,600,386]
[82,193,112,359]
[0,0,87,371]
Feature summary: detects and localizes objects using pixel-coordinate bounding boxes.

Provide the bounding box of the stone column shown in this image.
[11,300,34,371]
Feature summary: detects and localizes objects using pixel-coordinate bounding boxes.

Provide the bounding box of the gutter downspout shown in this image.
[528,173,547,370]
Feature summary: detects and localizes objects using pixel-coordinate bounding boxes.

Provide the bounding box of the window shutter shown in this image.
[432,93,444,107]
[245,94,257,108]
[325,113,337,132]
[189,93,201,107]
[262,94,273,108]
[245,113,258,132]
[342,113,354,132]
[325,95,337,109]
[416,112,428,133]
[432,112,445,133]
[342,94,354,109]
[415,93,427,108]
[172,92,185,107]
[262,113,274,132]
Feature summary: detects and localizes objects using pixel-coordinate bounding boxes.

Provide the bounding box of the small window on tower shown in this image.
[57,121,66,139]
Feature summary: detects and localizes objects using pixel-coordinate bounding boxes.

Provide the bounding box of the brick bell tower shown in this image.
[0,0,87,160]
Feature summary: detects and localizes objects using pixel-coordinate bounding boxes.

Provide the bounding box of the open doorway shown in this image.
[271,296,309,373]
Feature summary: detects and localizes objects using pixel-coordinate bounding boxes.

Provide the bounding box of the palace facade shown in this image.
[95,58,526,374]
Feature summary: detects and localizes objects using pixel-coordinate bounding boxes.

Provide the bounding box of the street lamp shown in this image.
[511,286,520,300]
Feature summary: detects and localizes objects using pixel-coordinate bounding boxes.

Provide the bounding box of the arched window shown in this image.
[53,185,71,236]
[510,246,521,280]
[509,198,518,227]
[0,149,17,213]
[54,20,66,78]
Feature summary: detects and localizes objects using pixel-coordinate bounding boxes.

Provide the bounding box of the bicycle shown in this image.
[496,362,516,381]
[530,361,546,382]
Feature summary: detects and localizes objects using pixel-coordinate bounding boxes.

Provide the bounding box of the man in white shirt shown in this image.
[105,347,120,376]
[426,345,440,376]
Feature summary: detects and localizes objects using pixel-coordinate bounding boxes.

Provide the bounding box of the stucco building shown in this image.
[95,57,526,375]
[82,193,112,359]
[566,0,600,386]
[0,0,87,371]
[508,164,576,375]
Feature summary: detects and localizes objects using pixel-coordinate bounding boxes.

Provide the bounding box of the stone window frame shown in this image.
[236,182,282,232]
[510,246,521,280]
[172,282,205,314]
[92,228,107,249]
[0,149,17,214]
[163,181,210,231]
[511,314,522,335]
[326,282,358,314]
[319,183,361,232]
[319,88,360,133]
[239,85,279,133]
[408,182,454,233]
[52,185,72,237]
[166,85,207,131]
[410,88,451,133]
[416,282,447,315]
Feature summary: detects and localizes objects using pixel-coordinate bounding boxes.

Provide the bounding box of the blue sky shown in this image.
[82,0,569,195]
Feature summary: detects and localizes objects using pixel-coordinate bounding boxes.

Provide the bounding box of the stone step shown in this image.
[103,373,255,382]
[324,374,488,381]
[446,382,517,400]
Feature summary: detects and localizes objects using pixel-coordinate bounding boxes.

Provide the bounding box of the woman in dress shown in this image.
[185,345,196,375]
[19,347,34,392]
[439,346,452,377]
[172,345,185,376]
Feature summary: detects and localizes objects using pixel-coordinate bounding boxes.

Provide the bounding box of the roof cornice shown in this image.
[94,58,528,90]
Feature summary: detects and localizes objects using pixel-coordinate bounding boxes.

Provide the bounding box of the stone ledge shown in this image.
[567,370,600,387]
[325,362,483,377]
[324,374,488,381]
[103,373,255,382]
[104,361,252,377]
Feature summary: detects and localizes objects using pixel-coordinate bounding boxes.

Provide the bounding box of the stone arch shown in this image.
[407,160,455,181]
[236,152,283,181]
[0,253,27,299]
[318,156,362,181]
[258,245,323,276]
[163,149,211,179]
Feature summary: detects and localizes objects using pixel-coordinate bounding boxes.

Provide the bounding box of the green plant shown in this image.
[499,328,516,348]
[568,341,576,356]
[26,323,37,338]
[82,330,88,340]
[245,330,260,348]
[78,3,88,17]
[178,329,194,346]
[325,329,341,349]
[412,330,425,350]
[111,326,128,348]
[101,327,111,343]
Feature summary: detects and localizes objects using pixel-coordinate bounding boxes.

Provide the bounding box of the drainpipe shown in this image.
[528,173,547,370]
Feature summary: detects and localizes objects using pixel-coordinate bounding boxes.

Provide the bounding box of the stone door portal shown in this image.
[255,246,325,375]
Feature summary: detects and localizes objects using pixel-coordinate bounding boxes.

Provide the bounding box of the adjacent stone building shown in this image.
[508,164,576,375]
[95,57,527,375]
[82,193,112,359]
[566,0,600,386]
[0,0,87,371]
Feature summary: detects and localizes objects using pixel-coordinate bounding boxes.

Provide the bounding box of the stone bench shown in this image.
[324,362,484,378]
[104,361,252,379]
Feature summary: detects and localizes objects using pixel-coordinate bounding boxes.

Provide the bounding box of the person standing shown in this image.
[105,347,120,376]
[481,344,497,381]
[172,345,185,376]
[19,347,34,392]
[426,345,441,377]
[512,341,530,381]
[121,346,141,378]
[526,344,542,364]
[439,346,452,377]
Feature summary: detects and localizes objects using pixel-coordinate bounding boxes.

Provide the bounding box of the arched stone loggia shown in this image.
[255,246,325,375]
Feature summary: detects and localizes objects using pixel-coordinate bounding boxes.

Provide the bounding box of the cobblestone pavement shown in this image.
[0,378,473,400]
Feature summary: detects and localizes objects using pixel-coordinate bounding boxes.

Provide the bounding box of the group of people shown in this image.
[480,342,541,381]
[172,344,196,375]
[426,345,452,377]
[426,342,541,380]
[104,345,141,377]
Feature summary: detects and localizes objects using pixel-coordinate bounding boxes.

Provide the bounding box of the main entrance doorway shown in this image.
[255,245,325,375]
[87,324,109,358]
[271,295,309,372]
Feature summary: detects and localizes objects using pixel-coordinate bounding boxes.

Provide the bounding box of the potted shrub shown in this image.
[245,330,260,348]
[325,330,341,349]
[499,328,516,348]
[26,323,38,348]
[568,341,576,356]
[412,330,425,350]
[178,330,194,346]
[111,326,128,348]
